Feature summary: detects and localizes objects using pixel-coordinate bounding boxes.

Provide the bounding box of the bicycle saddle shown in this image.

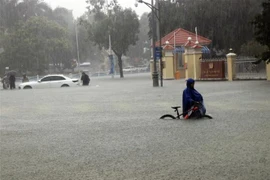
[171,106,181,109]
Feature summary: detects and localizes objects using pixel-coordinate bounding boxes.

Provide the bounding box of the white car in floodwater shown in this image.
[18,74,79,89]
[123,66,137,73]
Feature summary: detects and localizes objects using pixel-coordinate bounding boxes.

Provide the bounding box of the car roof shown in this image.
[42,74,70,79]
[43,74,65,77]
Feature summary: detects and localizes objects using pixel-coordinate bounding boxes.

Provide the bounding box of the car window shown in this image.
[50,76,66,81]
[40,77,51,82]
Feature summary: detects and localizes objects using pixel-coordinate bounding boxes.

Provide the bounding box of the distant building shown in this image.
[153,28,211,79]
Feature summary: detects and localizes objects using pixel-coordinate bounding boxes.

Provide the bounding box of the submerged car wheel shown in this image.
[23,86,32,89]
[61,84,69,87]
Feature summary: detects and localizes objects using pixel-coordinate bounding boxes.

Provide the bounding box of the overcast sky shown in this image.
[44,0,150,18]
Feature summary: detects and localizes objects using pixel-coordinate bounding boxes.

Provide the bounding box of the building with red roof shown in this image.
[151,28,212,80]
[156,28,211,47]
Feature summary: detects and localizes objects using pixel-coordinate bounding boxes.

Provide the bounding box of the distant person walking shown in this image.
[81,72,90,86]
[1,75,9,89]
[22,74,29,83]
[9,74,16,89]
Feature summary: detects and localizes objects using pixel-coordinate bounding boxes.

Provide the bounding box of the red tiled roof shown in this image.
[156,28,211,47]
[184,40,203,48]
[163,44,174,50]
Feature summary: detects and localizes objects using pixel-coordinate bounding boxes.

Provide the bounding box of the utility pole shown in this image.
[156,0,163,87]
[151,0,159,87]
[75,20,81,72]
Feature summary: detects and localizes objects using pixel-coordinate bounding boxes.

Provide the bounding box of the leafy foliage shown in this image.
[85,0,140,78]
[2,16,71,74]
[253,0,270,63]
[148,0,265,54]
[0,0,104,75]
[240,40,268,57]
[127,13,150,66]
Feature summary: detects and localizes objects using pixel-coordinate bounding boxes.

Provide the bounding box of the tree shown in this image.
[85,0,140,78]
[76,17,104,70]
[0,0,82,74]
[253,0,270,63]
[0,0,53,31]
[148,0,265,54]
[127,13,150,66]
[1,16,71,74]
[240,40,268,57]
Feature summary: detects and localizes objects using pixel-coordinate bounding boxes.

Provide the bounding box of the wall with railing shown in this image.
[235,56,266,80]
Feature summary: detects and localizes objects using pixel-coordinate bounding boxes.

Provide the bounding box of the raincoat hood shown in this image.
[186,78,195,88]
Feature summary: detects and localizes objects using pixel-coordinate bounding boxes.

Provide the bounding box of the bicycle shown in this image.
[160,102,213,120]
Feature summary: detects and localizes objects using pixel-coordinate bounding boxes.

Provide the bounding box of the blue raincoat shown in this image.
[182,78,206,117]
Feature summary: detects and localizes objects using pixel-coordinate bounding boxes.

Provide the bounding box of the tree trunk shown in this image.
[117,54,124,78]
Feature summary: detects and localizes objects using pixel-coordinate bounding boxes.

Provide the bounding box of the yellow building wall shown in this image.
[193,53,202,80]
[174,53,178,75]
[175,53,185,79]
[226,53,236,81]
[185,53,194,79]
[161,48,203,80]
[178,69,185,78]
[267,62,270,81]
[163,56,174,79]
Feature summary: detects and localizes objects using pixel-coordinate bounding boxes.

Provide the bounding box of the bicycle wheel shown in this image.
[160,114,176,119]
[203,114,213,119]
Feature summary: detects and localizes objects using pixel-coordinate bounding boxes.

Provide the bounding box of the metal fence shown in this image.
[200,56,267,80]
[201,57,227,62]
[235,57,266,80]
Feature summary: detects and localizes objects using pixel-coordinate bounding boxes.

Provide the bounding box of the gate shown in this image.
[200,58,226,80]
[235,56,266,80]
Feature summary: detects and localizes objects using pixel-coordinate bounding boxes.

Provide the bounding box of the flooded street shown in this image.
[1,75,270,180]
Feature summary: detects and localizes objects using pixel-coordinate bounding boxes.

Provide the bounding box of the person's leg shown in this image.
[191,109,201,119]
[200,102,206,115]
[194,103,206,119]
[11,82,15,89]
[189,103,205,119]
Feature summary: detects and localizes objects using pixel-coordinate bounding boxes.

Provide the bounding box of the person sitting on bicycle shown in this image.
[182,78,206,119]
